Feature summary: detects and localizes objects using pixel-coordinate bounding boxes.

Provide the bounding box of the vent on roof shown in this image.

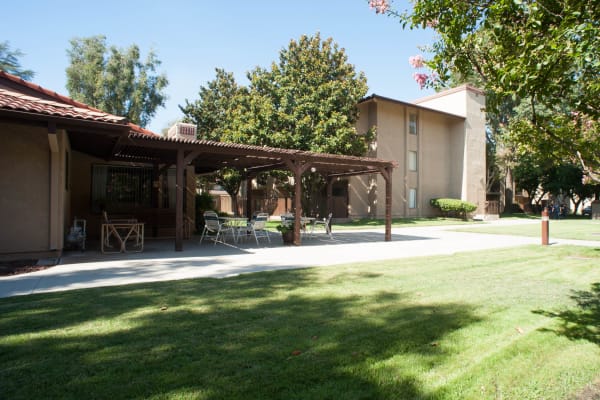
[167,122,197,140]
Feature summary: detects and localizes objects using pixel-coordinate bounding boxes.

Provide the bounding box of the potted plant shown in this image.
[276,222,295,244]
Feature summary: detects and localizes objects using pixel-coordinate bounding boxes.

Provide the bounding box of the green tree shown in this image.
[513,152,547,209]
[0,41,34,80]
[378,0,600,180]
[66,35,168,127]
[180,69,246,213]
[182,33,374,215]
[228,32,374,155]
[180,68,244,141]
[541,163,597,213]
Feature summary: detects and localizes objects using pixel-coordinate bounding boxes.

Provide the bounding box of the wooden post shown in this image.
[152,163,159,238]
[285,158,311,245]
[175,149,184,251]
[382,166,393,242]
[246,175,253,220]
[293,167,303,245]
[326,176,334,231]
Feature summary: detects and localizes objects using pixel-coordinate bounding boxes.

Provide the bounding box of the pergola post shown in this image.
[285,158,311,245]
[245,174,253,220]
[381,166,393,242]
[175,148,184,251]
[326,176,333,218]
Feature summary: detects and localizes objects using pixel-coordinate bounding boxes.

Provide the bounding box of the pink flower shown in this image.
[369,0,389,14]
[426,19,439,28]
[413,72,429,89]
[409,55,425,68]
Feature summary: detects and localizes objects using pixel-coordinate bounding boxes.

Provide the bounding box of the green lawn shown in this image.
[266,216,475,231]
[456,219,600,241]
[1,246,599,399]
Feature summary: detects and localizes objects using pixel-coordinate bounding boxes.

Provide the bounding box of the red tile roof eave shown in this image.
[1,71,160,136]
[0,107,131,133]
[0,70,111,116]
[128,123,159,137]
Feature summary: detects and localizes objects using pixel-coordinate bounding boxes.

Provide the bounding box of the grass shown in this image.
[456,218,600,241]
[266,216,474,231]
[1,246,600,399]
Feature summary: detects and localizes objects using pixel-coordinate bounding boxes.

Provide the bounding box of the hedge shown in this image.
[430,198,477,219]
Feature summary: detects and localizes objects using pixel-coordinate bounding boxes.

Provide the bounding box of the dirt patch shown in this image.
[572,379,600,400]
[0,259,54,276]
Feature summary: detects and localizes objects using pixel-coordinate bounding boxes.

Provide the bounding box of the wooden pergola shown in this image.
[71,129,397,251]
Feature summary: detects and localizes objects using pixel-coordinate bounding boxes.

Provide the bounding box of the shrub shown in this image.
[430,198,477,220]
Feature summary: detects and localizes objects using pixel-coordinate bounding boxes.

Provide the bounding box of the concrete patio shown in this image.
[1,221,597,299]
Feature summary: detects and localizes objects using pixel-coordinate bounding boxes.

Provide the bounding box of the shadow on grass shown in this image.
[0,268,481,400]
[533,282,600,345]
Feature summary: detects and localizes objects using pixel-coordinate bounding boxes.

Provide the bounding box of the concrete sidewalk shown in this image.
[1,222,597,298]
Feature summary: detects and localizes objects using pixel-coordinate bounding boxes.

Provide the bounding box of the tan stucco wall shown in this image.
[0,122,69,256]
[350,87,486,218]
[462,89,487,212]
[415,86,487,213]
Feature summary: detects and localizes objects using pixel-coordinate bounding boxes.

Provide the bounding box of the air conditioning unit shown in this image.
[167,122,197,140]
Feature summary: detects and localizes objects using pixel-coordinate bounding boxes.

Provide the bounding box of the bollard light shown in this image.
[541,208,549,245]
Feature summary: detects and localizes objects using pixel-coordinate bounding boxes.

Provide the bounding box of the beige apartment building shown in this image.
[350,85,487,218]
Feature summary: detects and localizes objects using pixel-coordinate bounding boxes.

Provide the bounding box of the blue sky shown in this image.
[2,0,436,133]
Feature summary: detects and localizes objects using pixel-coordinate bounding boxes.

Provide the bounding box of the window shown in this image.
[408,151,418,171]
[91,164,153,213]
[409,113,418,135]
[409,188,417,209]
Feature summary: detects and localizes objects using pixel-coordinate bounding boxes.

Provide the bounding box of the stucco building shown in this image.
[349,85,487,218]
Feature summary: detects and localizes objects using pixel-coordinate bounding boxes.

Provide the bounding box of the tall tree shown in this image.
[180,68,246,214]
[228,32,375,156]
[0,41,34,80]
[182,33,374,215]
[180,68,244,141]
[66,35,168,127]
[373,0,600,181]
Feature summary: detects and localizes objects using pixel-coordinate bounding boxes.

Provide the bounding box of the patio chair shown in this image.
[101,211,139,247]
[311,213,333,238]
[199,211,235,245]
[241,212,271,245]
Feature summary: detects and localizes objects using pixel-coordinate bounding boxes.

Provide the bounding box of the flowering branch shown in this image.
[368,0,390,14]
[408,54,437,89]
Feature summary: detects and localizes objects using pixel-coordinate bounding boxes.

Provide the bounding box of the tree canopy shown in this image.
[375,0,600,181]
[0,41,34,80]
[182,33,373,156]
[66,35,168,128]
[180,68,243,141]
[181,33,373,215]
[231,33,374,155]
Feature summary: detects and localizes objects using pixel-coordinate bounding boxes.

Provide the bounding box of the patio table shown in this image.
[101,222,145,253]
[219,217,249,243]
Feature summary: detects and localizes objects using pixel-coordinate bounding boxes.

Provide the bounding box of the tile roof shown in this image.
[0,71,155,135]
[0,87,127,123]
